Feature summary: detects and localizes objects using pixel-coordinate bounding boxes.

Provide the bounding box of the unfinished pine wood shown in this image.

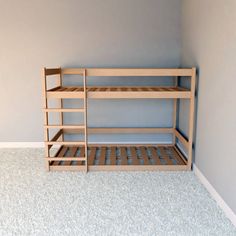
[42,68,50,171]
[78,146,85,166]
[172,76,178,144]
[43,67,196,172]
[174,129,189,150]
[110,147,116,165]
[158,147,173,165]
[45,68,61,76]
[83,70,88,172]
[187,68,196,170]
[149,147,162,165]
[46,86,191,99]
[120,147,128,165]
[51,146,68,166]
[83,68,193,76]
[98,147,106,165]
[63,146,77,166]
[63,127,173,134]
[88,147,96,166]
[130,147,140,165]
[139,146,150,165]
[48,145,187,171]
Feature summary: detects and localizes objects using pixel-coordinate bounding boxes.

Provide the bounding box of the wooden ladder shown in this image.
[43,68,88,172]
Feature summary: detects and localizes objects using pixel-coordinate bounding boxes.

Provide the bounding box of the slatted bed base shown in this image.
[48,145,188,171]
[46,86,191,99]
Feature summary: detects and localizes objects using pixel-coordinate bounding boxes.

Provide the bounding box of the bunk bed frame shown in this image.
[42,67,196,172]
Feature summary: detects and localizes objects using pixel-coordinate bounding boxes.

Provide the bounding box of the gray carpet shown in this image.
[0,149,235,236]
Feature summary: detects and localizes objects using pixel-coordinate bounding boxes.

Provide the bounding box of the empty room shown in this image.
[0,0,236,235]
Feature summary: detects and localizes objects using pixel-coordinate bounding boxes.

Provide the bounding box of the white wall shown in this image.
[181,0,236,213]
[0,0,181,142]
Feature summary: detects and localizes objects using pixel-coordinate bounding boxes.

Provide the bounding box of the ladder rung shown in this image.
[44,108,85,112]
[45,125,85,129]
[45,141,86,145]
[46,157,86,161]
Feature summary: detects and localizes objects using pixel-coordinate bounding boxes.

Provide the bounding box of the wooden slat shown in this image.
[120,147,128,165]
[110,147,116,165]
[98,147,106,165]
[88,147,96,166]
[46,87,190,99]
[149,147,162,165]
[173,146,188,165]
[158,147,173,165]
[52,146,68,166]
[78,146,85,165]
[140,147,149,165]
[174,129,189,150]
[169,147,185,165]
[88,91,191,99]
[64,146,77,166]
[50,129,63,142]
[45,68,61,76]
[130,147,139,165]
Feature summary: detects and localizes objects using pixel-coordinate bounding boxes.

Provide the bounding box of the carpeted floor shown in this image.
[0,149,235,236]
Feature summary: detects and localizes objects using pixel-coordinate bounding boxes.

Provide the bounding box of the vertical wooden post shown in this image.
[83,70,88,172]
[42,68,50,171]
[172,76,178,144]
[59,68,64,141]
[187,68,196,170]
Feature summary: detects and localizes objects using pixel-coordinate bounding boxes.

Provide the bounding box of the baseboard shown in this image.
[193,164,236,227]
[0,141,172,148]
[0,142,45,148]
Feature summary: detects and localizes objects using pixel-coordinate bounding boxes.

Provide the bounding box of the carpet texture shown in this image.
[0,148,235,236]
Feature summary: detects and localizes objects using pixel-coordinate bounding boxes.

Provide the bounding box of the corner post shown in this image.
[187,68,196,170]
[42,68,50,171]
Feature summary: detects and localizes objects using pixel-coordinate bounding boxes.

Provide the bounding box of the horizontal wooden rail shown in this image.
[62,68,85,75]
[46,141,85,145]
[46,91,191,99]
[174,129,189,150]
[45,125,85,129]
[63,127,174,134]
[44,68,61,76]
[44,108,85,112]
[46,157,86,161]
[61,68,193,77]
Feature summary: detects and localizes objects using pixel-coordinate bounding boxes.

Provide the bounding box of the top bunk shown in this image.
[43,67,196,99]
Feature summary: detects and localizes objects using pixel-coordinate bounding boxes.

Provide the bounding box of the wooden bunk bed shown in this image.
[42,68,196,172]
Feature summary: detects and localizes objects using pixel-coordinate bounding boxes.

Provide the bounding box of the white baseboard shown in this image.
[0,141,172,148]
[0,142,44,148]
[193,164,236,227]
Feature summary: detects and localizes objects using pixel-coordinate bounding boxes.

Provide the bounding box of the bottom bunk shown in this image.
[48,144,188,171]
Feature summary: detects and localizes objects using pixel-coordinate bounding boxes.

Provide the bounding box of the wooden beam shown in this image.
[61,68,85,75]
[44,68,61,76]
[174,129,189,150]
[85,68,193,77]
